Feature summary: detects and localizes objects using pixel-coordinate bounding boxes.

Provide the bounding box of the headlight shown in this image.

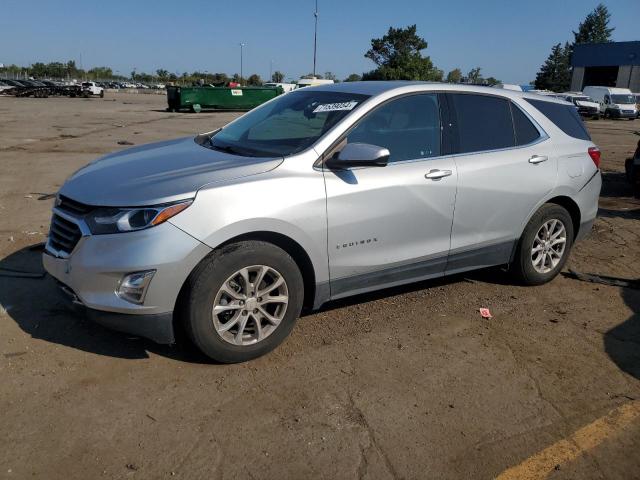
[86,200,192,234]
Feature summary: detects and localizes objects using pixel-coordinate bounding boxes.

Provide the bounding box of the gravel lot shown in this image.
[0,92,639,480]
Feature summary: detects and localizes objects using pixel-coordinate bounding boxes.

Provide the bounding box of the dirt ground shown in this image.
[0,92,639,480]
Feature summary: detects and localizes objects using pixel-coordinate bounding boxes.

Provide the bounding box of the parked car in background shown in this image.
[43,82,601,363]
[635,93,640,118]
[296,77,335,88]
[3,79,27,88]
[528,89,557,97]
[493,83,523,91]
[0,80,14,93]
[559,92,600,119]
[81,81,104,98]
[583,86,636,120]
[264,82,296,93]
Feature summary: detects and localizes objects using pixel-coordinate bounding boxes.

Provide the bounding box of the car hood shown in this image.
[59,136,283,207]
[575,100,599,108]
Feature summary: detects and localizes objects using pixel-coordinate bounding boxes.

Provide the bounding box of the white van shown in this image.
[295,78,335,89]
[583,86,636,120]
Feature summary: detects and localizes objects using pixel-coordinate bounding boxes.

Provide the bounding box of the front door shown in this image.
[323,93,457,299]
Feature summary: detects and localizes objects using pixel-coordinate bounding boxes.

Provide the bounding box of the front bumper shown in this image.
[608,109,636,119]
[57,283,175,343]
[43,220,211,343]
[577,107,599,116]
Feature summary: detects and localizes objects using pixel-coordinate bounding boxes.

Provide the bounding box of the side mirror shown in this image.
[325,143,390,169]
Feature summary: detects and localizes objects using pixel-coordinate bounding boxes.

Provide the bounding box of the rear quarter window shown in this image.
[510,103,541,146]
[525,98,591,141]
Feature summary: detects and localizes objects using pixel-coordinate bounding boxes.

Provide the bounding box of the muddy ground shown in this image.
[0,92,639,480]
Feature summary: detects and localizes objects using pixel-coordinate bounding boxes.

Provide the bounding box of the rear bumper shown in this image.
[575,170,602,242]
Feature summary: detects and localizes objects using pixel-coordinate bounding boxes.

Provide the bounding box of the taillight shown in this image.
[588,147,601,169]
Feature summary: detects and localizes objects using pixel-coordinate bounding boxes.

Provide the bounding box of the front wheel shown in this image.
[182,241,304,363]
[511,204,574,285]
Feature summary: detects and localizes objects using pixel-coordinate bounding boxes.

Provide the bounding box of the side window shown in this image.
[511,103,541,146]
[449,94,515,154]
[525,98,591,141]
[346,94,441,162]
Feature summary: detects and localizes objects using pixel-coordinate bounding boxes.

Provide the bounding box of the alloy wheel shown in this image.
[212,265,289,346]
[531,219,567,274]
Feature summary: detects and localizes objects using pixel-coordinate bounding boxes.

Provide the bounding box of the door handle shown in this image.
[425,169,453,180]
[529,155,548,164]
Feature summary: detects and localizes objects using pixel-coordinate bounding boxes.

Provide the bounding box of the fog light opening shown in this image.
[117,270,156,305]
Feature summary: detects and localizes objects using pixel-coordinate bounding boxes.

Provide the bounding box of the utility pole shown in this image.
[239,42,245,85]
[313,0,318,78]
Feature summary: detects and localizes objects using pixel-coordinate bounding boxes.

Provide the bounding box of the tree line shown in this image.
[534,4,614,92]
[11,6,613,92]
[358,24,500,86]
[2,24,501,87]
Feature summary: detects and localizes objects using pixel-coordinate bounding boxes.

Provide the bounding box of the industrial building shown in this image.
[570,41,640,92]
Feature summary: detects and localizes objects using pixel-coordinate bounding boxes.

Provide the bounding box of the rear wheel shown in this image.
[182,241,304,363]
[512,204,574,285]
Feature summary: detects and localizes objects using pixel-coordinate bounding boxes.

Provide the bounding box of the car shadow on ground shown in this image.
[312,266,512,314]
[600,171,638,199]
[0,245,212,364]
[4,243,638,378]
[2,244,514,363]
[598,207,640,220]
[605,287,640,382]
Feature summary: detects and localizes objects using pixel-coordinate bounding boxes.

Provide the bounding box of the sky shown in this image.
[1,0,639,84]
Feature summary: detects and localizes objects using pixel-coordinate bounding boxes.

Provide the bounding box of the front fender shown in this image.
[168,167,329,285]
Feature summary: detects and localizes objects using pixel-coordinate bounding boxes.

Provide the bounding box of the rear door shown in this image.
[324,93,457,298]
[445,93,557,274]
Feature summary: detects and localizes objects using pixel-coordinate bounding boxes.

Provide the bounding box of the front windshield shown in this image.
[210,90,370,157]
[611,94,635,104]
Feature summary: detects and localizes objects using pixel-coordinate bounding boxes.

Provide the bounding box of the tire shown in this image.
[182,240,304,363]
[100,90,104,98]
[511,204,574,286]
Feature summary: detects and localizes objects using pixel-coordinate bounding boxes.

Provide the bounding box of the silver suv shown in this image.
[44,82,602,362]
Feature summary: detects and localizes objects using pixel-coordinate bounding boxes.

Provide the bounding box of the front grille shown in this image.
[57,195,94,216]
[48,214,82,255]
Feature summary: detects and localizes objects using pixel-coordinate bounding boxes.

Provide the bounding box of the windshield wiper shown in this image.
[209,141,247,156]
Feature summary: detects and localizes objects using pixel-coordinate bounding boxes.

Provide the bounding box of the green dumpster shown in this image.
[166,86,284,112]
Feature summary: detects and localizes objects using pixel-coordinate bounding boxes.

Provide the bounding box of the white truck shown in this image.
[583,86,636,120]
[81,81,104,98]
[295,78,335,89]
[263,82,296,93]
[558,92,600,119]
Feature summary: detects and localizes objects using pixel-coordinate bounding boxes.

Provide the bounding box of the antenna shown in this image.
[313,0,318,78]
